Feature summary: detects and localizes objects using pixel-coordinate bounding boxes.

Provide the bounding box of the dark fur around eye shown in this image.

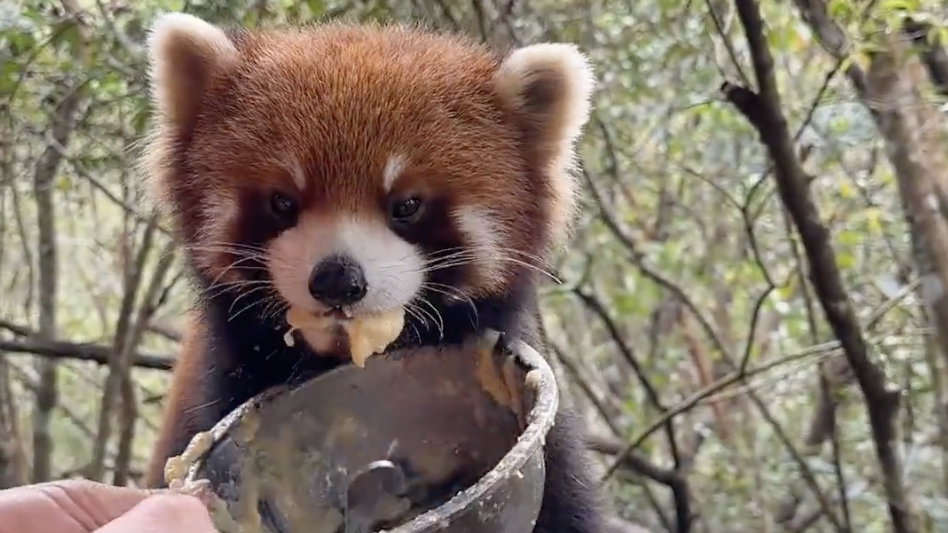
[231,190,299,259]
[268,191,299,226]
[387,196,470,289]
[388,197,424,224]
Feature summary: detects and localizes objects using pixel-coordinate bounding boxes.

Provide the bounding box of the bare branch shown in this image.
[90,216,160,481]
[902,17,948,96]
[586,434,679,487]
[724,1,915,532]
[114,240,178,485]
[0,336,173,371]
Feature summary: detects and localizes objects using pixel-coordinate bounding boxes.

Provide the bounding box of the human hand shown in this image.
[0,479,219,533]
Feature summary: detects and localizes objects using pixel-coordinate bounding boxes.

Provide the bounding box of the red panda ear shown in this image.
[139,13,239,218]
[146,13,238,133]
[494,43,595,246]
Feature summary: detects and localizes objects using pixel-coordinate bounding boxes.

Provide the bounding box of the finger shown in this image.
[95,493,218,533]
[0,480,155,533]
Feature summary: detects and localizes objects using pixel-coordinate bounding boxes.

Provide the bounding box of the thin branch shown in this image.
[90,216,159,481]
[114,240,178,485]
[574,290,694,532]
[548,341,621,434]
[586,434,680,487]
[902,17,948,97]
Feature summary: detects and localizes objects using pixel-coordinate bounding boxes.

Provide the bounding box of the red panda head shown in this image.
[141,13,594,344]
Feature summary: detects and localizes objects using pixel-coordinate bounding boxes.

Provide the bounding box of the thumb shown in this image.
[95,493,219,533]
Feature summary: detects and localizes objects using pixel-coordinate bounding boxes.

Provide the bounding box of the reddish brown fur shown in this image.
[143,19,603,533]
[155,23,552,291]
[146,22,555,486]
[145,319,208,484]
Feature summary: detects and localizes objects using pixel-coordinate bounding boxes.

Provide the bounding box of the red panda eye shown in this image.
[269,192,298,218]
[389,197,423,223]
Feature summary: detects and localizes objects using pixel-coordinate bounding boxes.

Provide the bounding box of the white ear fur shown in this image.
[495,43,595,246]
[146,12,238,129]
[496,43,594,147]
[138,13,238,218]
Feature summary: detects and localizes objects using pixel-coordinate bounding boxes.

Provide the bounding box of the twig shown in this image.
[586,434,680,487]
[114,240,177,485]
[548,341,621,434]
[703,0,751,86]
[91,215,159,481]
[821,361,852,531]
[574,289,694,532]
[902,17,948,97]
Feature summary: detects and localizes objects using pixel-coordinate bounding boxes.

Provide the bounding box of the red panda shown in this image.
[140,12,602,533]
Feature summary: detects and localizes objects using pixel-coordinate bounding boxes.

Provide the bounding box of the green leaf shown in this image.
[837,251,856,270]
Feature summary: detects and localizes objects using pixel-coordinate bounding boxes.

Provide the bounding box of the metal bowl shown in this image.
[181,330,558,533]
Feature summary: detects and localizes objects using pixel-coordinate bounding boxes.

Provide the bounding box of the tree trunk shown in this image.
[30,81,83,482]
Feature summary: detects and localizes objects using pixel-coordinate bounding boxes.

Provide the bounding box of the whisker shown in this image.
[205,277,270,288]
[208,255,270,288]
[422,260,477,271]
[228,296,269,322]
[408,301,439,332]
[421,282,468,301]
[203,279,271,300]
[405,320,422,343]
[183,241,270,253]
[422,256,560,284]
[495,256,561,283]
[230,289,286,323]
[414,297,445,338]
[260,294,289,322]
[190,249,270,264]
[421,283,477,328]
[228,284,274,315]
[402,304,428,331]
[422,251,478,266]
[423,246,555,270]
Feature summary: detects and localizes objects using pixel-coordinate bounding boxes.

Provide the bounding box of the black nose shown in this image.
[308,255,368,307]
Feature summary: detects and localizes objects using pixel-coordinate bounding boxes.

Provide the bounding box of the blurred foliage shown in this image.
[2,0,948,532]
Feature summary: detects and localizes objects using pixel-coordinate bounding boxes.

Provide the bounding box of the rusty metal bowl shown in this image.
[181,329,558,533]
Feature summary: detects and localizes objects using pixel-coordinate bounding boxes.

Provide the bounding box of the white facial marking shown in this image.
[146,12,239,121]
[455,207,503,290]
[339,220,425,314]
[270,155,307,191]
[496,44,594,149]
[268,216,425,316]
[196,189,239,273]
[383,154,406,192]
[288,157,307,190]
[495,43,595,247]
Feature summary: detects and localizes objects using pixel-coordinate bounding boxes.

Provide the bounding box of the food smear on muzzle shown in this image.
[284,307,405,368]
